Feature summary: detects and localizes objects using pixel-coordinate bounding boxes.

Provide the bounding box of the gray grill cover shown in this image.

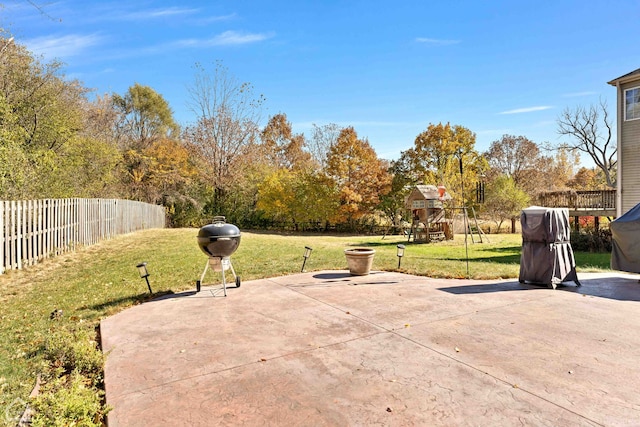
[519,207,579,288]
[611,203,640,273]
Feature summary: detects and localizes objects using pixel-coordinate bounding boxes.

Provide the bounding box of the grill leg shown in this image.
[229,261,241,287]
[221,262,227,297]
[198,260,209,292]
[201,257,233,296]
[229,261,237,279]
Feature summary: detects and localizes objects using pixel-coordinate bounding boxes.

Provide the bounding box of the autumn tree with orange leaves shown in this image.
[325,127,391,228]
[260,113,312,171]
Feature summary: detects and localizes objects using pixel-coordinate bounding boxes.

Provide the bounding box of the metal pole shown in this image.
[144,276,152,294]
[459,151,470,279]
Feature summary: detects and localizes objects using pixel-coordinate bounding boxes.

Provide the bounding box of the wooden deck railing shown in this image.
[536,190,616,214]
[1,198,165,274]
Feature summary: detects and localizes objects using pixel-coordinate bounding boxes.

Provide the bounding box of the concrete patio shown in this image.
[101,270,640,426]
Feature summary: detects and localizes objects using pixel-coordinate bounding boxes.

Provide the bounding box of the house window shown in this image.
[412,200,425,209]
[625,87,640,121]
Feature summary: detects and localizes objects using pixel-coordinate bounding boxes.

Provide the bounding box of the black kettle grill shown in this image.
[196,216,241,295]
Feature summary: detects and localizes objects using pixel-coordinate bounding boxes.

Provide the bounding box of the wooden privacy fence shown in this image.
[0,198,165,275]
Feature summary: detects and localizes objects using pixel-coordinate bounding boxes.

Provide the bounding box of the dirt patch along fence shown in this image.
[0,198,165,274]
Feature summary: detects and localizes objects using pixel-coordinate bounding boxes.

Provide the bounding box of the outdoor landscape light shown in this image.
[396,244,406,269]
[136,262,153,293]
[301,246,313,272]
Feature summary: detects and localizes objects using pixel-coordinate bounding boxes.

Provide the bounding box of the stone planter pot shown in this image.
[344,248,376,276]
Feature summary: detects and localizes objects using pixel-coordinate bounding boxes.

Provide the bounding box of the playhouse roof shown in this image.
[413,185,440,199]
[408,185,452,201]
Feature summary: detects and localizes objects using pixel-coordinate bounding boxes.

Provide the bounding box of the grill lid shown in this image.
[197,216,241,258]
[197,216,240,239]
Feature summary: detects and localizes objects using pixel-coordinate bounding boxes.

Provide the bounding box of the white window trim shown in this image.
[624,86,640,121]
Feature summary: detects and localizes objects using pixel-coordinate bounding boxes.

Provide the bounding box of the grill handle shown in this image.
[207,236,235,242]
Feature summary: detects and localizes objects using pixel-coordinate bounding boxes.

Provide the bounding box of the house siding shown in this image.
[620,81,640,214]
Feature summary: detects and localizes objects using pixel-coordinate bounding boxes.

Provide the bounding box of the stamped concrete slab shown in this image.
[102,278,384,397]
[102,270,640,426]
[105,333,600,426]
[283,271,551,331]
[397,289,640,426]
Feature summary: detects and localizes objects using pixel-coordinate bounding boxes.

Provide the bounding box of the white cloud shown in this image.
[122,7,199,20]
[562,91,598,98]
[24,33,103,59]
[174,31,274,48]
[415,37,460,46]
[92,7,236,25]
[207,30,274,45]
[499,106,553,115]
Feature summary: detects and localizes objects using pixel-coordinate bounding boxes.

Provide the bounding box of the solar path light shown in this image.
[396,244,406,269]
[301,246,313,272]
[136,262,153,294]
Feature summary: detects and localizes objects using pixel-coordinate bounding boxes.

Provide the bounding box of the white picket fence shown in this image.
[0,198,165,274]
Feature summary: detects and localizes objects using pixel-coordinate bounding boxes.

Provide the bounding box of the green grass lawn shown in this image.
[0,228,612,424]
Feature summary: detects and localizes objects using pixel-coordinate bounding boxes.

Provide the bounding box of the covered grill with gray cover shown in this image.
[611,203,640,273]
[519,206,580,289]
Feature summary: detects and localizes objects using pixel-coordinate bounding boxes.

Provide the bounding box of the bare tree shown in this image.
[186,61,264,124]
[556,99,616,188]
[81,94,120,146]
[484,135,554,196]
[183,62,265,202]
[485,135,544,177]
[308,123,341,170]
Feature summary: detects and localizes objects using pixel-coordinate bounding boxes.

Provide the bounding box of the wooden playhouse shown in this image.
[405,185,453,243]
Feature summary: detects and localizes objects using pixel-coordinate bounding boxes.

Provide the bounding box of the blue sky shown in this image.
[2,1,638,161]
